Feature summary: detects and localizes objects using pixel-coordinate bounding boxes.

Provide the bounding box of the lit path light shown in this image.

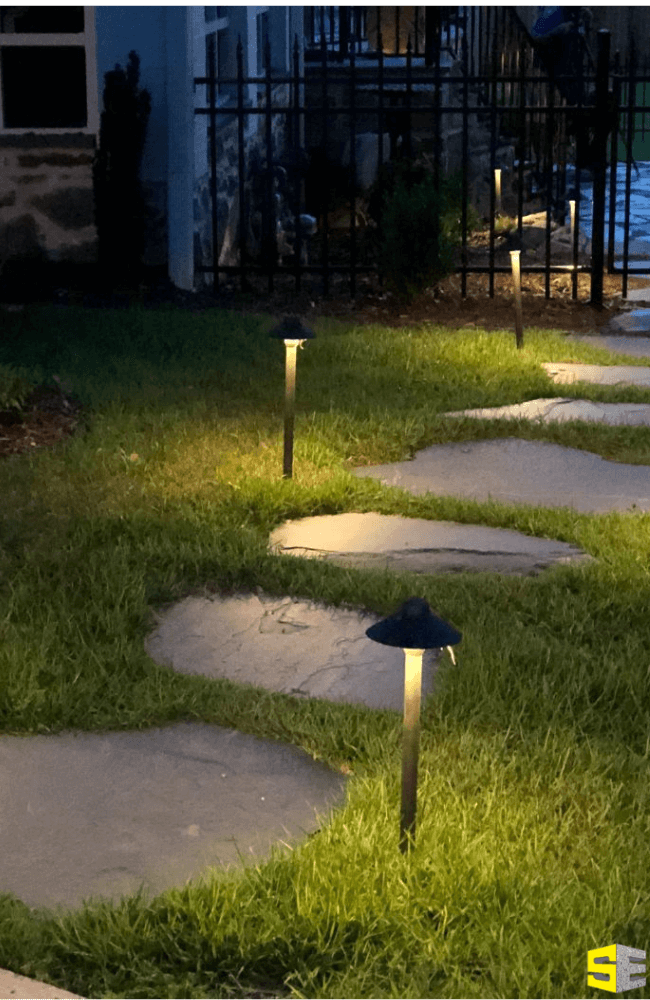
[569,200,578,298]
[269,317,316,479]
[510,250,524,349]
[494,168,502,216]
[366,598,462,854]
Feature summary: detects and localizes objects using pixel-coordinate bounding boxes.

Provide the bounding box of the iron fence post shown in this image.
[590,29,611,307]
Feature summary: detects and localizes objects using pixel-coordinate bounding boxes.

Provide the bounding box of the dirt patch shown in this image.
[0,384,84,459]
[209,270,649,335]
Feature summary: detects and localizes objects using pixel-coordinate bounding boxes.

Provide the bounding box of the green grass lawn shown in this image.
[0,305,649,999]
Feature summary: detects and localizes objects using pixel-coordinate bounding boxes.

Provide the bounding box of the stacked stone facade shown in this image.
[0,134,97,267]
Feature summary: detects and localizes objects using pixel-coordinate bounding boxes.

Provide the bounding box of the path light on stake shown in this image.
[269,317,316,479]
[510,249,524,349]
[569,199,576,244]
[366,598,462,854]
[494,169,502,216]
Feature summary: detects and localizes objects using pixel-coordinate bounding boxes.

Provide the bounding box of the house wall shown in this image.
[0,4,317,289]
[0,6,99,271]
[0,6,168,274]
[94,5,169,267]
[0,134,97,267]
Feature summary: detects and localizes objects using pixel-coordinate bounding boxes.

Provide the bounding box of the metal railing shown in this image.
[194,13,646,304]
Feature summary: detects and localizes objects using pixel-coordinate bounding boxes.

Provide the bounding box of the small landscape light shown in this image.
[269,317,316,479]
[510,249,524,349]
[569,199,576,243]
[366,597,462,854]
[494,169,502,216]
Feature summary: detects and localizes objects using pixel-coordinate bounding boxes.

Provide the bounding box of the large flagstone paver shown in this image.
[145,591,444,712]
[567,334,650,357]
[0,720,347,913]
[444,397,650,426]
[351,438,650,513]
[0,969,83,999]
[605,308,650,334]
[269,511,592,575]
[541,361,650,386]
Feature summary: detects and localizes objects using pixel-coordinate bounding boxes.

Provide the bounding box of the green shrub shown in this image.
[372,161,464,300]
[93,50,151,285]
[0,364,36,412]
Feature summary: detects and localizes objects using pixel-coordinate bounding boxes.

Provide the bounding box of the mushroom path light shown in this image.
[366,597,462,854]
[269,317,316,479]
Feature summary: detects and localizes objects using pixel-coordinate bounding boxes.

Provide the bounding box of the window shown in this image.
[0,6,98,132]
[256,10,269,74]
[204,7,229,98]
[202,9,231,161]
[204,8,225,24]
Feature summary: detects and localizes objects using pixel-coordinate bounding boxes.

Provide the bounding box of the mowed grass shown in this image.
[0,304,649,999]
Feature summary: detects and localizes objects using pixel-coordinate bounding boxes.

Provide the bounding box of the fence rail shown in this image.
[194,11,650,304]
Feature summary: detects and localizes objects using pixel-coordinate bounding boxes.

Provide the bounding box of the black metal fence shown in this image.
[194,8,650,303]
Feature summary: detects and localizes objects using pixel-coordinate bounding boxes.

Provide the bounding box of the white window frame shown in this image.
[255,8,269,75]
[0,5,99,134]
[204,8,229,106]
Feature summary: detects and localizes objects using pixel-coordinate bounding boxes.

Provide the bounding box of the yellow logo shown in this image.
[588,944,646,993]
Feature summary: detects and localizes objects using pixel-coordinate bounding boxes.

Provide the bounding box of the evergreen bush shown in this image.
[371,159,465,299]
[93,51,151,286]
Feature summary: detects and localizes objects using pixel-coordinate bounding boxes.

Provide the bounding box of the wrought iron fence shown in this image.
[193,8,649,304]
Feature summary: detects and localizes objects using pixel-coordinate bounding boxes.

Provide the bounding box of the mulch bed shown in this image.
[0,385,84,459]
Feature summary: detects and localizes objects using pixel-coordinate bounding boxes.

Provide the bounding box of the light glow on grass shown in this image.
[0,305,648,998]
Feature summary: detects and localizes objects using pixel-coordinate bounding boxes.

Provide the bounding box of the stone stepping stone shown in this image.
[541,362,650,386]
[0,968,82,1000]
[621,287,650,305]
[605,308,650,334]
[351,438,650,513]
[146,591,444,713]
[269,511,592,575]
[567,334,650,357]
[0,721,347,912]
[445,397,650,426]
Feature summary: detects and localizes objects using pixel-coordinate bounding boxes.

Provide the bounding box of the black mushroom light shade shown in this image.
[269,316,316,341]
[365,597,462,650]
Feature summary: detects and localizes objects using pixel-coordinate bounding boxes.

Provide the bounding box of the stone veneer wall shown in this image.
[0,134,98,266]
[193,84,290,286]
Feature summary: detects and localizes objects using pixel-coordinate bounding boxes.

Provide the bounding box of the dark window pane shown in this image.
[205,8,225,25]
[257,11,269,73]
[2,47,87,126]
[0,6,84,33]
